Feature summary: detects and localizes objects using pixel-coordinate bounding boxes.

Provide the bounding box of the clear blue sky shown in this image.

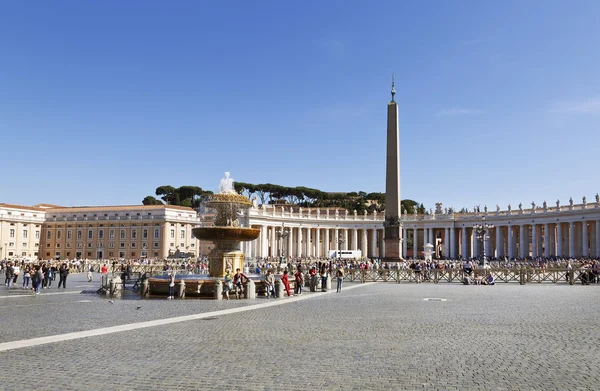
[1,1,599,211]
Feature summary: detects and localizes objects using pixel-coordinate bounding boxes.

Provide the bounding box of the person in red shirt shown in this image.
[100,264,108,274]
[233,268,249,299]
[281,270,292,296]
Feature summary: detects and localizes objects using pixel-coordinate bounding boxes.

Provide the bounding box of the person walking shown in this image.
[35,265,43,294]
[281,270,292,296]
[5,262,14,289]
[57,263,69,289]
[336,266,344,293]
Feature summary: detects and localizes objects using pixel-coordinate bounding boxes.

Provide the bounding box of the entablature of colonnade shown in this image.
[249,197,600,229]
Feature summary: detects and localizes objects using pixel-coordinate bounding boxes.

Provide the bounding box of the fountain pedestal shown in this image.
[209,241,245,277]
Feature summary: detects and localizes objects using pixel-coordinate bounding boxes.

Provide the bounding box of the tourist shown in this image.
[5,262,14,289]
[320,267,328,292]
[294,267,304,295]
[281,270,292,296]
[463,260,473,276]
[12,264,20,285]
[222,270,233,300]
[233,268,249,299]
[87,264,93,282]
[35,265,43,294]
[336,266,344,293]
[264,270,275,298]
[22,264,31,289]
[168,271,175,299]
[57,263,69,289]
[309,266,318,292]
[484,273,495,285]
[42,263,52,289]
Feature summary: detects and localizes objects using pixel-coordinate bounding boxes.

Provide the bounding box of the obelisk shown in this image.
[384,75,402,260]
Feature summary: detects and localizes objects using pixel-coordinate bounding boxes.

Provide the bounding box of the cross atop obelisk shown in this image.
[384,75,402,260]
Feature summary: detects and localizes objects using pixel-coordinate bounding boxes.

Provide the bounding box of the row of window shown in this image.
[47,251,159,258]
[47,242,196,249]
[9,229,40,239]
[5,242,38,248]
[46,228,163,240]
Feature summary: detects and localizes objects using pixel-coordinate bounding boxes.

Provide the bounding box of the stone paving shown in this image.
[1,274,599,390]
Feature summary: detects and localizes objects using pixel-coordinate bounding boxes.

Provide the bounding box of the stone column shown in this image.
[270,226,276,258]
[413,228,418,258]
[582,221,589,257]
[352,228,358,251]
[557,223,563,257]
[472,228,479,259]
[402,228,408,259]
[343,229,349,251]
[423,228,428,246]
[531,224,537,258]
[444,228,450,259]
[450,227,456,259]
[324,228,330,257]
[461,227,467,259]
[370,229,377,258]
[569,222,575,257]
[260,225,269,258]
[596,220,600,258]
[495,226,501,258]
[380,230,386,258]
[333,228,339,252]
[543,223,550,257]
[507,226,514,259]
[296,227,302,257]
[362,229,368,258]
[315,228,320,258]
[519,225,526,258]
[287,230,293,259]
[306,228,311,257]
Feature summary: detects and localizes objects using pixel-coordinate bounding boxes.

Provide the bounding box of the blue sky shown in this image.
[1,1,599,211]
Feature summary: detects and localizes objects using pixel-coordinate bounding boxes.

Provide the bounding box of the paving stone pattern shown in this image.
[1,277,599,390]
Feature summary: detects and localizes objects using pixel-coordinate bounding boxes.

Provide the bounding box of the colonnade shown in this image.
[402,219,600,259]
[247,226,387,259]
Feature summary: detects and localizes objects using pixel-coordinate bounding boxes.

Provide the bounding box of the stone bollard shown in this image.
[326,275,332,290]
[568,269,575,285]
[109,279,115,296]
[178,279,186,299]
[214,280,223,301]
[141,280,149,298]
[275,279,284,298]
[246,279,255,299]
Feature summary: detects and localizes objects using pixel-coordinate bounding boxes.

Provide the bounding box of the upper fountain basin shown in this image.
[192,227,260,242]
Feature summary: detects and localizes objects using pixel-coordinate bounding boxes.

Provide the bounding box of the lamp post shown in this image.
[473,219,494,266]
[275,223,290,265]
[337,233,345,262]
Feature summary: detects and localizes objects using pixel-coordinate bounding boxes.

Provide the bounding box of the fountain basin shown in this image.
[192,227,260,242]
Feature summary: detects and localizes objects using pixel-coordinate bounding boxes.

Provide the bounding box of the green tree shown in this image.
[142,196,163,205]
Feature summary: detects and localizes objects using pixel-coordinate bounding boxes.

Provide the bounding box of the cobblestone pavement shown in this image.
[1,279,599,390]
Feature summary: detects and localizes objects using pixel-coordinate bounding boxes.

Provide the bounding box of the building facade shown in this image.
[244,198,600,260]
[0,204,45,260]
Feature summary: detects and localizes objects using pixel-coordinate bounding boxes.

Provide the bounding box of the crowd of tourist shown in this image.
[2,253,599,293]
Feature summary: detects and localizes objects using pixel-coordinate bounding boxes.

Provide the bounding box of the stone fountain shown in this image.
[144,173,261,299]
[192,172,260,277]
